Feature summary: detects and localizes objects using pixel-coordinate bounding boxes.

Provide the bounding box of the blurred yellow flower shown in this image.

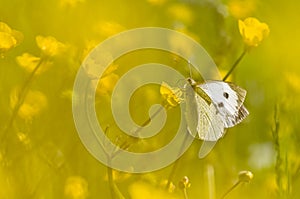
[17,132,31,146]
[174,26,200,42]
[147,0,167,6]
[228,0,256,19]
[94,21,125,38]
[160,82,182,108]
[238,17,270,47]
[36,35,66,57]
[16,53,52,74]
[60,0,85,7]
[81,40,99,62]
[65,176,89,199]
[168,4,194,24]
[129,181,180,199]
[10,89,48,120]
[0,22,23,54]
[285,72,300,92]
[96,64,119,95]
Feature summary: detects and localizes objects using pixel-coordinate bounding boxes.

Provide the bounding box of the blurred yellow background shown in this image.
[1,0,300,199]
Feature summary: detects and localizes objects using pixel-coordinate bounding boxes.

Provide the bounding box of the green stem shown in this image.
[1,58,45,144]
[222,48,247,81]
[220,181,241,199]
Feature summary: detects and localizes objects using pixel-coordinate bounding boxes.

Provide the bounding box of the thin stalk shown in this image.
[220,181,241,199]
[1,58,45,143]
[222,48,247,81]
[107,160,116,199]
[182,188,189,199]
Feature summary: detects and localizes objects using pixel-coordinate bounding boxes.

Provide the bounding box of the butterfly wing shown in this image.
[185,82,225,141]
[198,81,249,128]
[194,94,225,141]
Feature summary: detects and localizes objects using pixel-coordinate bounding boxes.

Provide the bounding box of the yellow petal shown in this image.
[16,53,41,72]
[96,73,119,95]
[16,53,52,75]
[60,0,85,7]
[10,89,48,120]
[129,181,180,199]
[147,0,167,5]
[0,32,17,51]
[64,176,89,199]
[228,0,256,19]
[36,35,66,57]
[168,4,194,24]
[81,40,99,62]
[11,29,24,45]
[238,17,270,47]
[0,22,12,33]
[0,22,23,54]
[95,21,126,37]
[160,82,182,108]
[102,64,118,77]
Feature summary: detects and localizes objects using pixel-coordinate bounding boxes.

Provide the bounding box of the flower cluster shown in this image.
[0,22,23,55]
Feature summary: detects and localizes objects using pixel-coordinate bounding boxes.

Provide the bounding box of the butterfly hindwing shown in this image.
[194,94,225,141]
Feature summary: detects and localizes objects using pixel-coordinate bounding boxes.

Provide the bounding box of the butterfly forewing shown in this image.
[184,82,199,138]
[198,81,249,128]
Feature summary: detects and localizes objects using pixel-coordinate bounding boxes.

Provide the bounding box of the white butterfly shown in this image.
[184,78,249,158]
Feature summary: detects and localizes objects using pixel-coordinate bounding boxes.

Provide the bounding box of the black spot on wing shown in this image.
[223,92,229,99]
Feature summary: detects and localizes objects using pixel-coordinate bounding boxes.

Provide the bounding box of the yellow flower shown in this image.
[81,40,99,62]
[238,17,270,47]
[36,35,66,57]
[60,0,85,7]
[228,0,256,19]
[94,21,125,38]
[160,82,182,108]
[96,64,119,95]
[129,181,180,199]
[17,132,31,146]
[64,176,89,199]
[0,22,23,54]
[168,4,194,24]
[10,89,48,120]
[16,53,52,74]
[147,0,167,6]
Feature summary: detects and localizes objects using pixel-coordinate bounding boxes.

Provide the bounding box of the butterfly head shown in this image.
[186,77,197,87]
